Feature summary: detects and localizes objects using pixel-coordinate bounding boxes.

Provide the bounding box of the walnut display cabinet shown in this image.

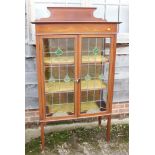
[32,7,120,150]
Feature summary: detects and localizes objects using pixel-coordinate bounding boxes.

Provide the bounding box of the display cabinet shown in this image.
[32,7,120,150]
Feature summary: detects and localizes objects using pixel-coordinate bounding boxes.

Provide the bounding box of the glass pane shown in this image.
[43,38,75,117]
[80,37,111,114]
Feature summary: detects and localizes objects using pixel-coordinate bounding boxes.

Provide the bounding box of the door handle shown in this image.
[75,78,80,83]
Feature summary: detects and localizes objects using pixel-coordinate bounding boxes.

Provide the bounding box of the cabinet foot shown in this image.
[106,115,111,142]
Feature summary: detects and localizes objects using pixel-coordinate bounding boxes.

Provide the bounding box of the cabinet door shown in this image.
[42,35,77,118]
[79,36,112,115]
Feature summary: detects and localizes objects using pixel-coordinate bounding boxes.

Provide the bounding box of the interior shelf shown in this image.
[44,55,109,65]
[45,79,106,93]
[46,101,105,117]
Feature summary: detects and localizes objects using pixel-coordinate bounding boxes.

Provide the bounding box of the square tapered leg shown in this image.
[106,115,111,142]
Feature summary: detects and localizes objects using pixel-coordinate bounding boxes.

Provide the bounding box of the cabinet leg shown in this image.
[98,116,102,128]
[40,122,45,151]
[106,115,111,142]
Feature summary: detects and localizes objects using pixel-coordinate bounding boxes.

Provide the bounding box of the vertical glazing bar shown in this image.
[49,39,51,83]
[101,38,105,103]
[49,39,55,83]
[49,39,52,72]
[100,38,102,109]
[93,38,97,103]
[86,38,89,103]
[58,39,61,107]
[102,38,106,108]
[44,40,48,115]
[66,39,69,105]
[74,37,77,116]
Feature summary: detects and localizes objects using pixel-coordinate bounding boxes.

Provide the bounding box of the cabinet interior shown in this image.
[43,37,111,117]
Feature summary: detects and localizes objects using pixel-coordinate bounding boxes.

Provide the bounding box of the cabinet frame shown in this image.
[37,34,116,123]
[33,7,120,151]
[79,34,116,117]
[39,35,78,122]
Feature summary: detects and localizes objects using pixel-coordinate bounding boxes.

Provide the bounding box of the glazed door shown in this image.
[79,35,112,116]
[41,35,78,118]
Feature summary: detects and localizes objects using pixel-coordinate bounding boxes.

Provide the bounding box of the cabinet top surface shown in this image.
[32,7,121,24]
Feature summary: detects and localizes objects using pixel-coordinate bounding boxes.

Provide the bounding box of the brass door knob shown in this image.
[75,78,80,83]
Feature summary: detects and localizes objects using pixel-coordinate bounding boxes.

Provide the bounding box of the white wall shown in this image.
[26,0,129,44]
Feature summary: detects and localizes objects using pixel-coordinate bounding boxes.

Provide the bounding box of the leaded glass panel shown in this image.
[80,37,110,114]
[43,38,75,117]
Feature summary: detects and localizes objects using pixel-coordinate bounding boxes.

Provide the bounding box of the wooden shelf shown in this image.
[45,79,106,93]
[44,55,108,65]
[46,101,103,117]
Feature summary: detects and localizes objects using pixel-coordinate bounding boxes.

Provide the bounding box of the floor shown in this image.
[26,118,129,155]
[42,141,129,155]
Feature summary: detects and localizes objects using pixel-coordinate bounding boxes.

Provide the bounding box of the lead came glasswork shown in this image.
[84,74,91,81]
[80,37,111,114]
[48,39,56,83]
[48,73,56,82]
[64,39,71,83]
[64,73,71,82]
[55,47,63,56]
[43,38,75,117]
[84,38,92,81]
[98,73,104,80]
[93,47,99,56]
[43,37,110,116]
[99,38,106,81]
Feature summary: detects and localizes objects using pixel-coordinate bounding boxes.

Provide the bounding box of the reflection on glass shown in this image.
[43,38,75,117]
[43,38,74,65]
[80,37,110,114]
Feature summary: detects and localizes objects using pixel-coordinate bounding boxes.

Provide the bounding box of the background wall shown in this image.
[25,0,129,121]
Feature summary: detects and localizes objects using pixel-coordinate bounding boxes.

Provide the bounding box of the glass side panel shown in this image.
[80,37,111,114]
[43,38,75,117]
